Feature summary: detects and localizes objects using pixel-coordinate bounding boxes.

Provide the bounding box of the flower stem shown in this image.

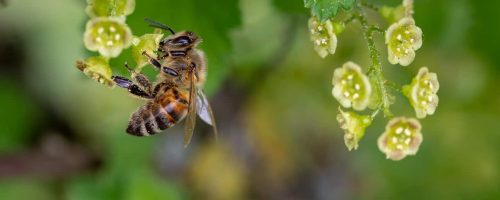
[355,11,393,118]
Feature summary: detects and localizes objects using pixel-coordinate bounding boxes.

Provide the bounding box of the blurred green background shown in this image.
[0,0,499,199]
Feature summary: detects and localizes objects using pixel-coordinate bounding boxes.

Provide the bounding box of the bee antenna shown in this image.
[144,18,175,35]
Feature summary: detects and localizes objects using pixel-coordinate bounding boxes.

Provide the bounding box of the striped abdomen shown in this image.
[126,87,189,136]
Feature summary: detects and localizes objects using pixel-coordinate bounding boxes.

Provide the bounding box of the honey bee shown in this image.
[111,18,217,147]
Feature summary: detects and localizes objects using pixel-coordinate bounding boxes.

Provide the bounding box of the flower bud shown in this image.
[337,108,372,151]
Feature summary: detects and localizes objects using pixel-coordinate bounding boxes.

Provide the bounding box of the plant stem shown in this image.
[355,11,393,118]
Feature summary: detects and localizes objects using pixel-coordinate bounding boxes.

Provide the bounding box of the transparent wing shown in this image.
[196,88,218,140]
[183,71,197,148]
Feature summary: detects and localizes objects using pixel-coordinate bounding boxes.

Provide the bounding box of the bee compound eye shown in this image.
[173,36,191,46]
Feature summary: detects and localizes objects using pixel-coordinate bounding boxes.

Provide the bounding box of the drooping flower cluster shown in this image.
[308,16,337,58]
[78,0,165,88]
[78,0,136,87]
[314,0,438,161]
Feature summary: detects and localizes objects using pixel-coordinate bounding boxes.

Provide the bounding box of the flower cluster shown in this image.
[75,1,177,89]
[315,0,438,160]
[308,16,337,58]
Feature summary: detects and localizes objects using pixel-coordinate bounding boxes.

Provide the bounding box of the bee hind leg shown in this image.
[112,75,153,99]
[123,62,154,95]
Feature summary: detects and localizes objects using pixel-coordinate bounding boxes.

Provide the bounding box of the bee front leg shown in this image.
[142,51,163,70]
[112,76,153,99]
[142,51,179,77]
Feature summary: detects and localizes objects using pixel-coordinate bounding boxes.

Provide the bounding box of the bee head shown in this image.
[160,31,200,50]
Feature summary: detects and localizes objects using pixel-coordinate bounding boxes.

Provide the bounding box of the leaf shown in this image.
[304,0,357,22]
[273,0,308,14]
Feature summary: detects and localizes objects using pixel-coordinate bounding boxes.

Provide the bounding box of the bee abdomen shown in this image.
[126,105,162,136]
[126,92,188,136]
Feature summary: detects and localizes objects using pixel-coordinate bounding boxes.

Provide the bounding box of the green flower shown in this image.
[76,56,114,87]
[378,117,423,161]
[332,62,372,111]
[385,17,422,66]
[132,33,164,68]
[308,16,337,58]
[86,0,135,17]
[83,17,132,58]
[403,67,439,118]
[337,108,372,151]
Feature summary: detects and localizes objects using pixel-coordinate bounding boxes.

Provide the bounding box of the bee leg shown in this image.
[124,62,153,94]
[112,75,153,99]
[142,51,162,70]
[142,51,179,77]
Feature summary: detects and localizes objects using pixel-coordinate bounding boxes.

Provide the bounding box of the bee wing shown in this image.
[183,71,197,148]
[196,88,218,140]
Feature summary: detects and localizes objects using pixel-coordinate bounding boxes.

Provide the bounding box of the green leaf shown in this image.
[304,0,356,22]
[273,0,308,14]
